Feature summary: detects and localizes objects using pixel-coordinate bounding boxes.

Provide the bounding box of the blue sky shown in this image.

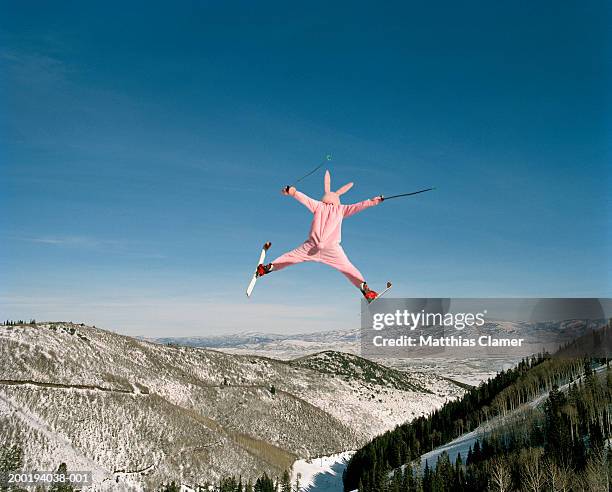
[1,1,610,336]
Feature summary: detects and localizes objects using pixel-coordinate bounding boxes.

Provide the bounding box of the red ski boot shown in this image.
[360,282,378,302]
[256,263,274,277]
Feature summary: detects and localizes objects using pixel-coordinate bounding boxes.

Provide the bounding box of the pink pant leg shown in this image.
[319,245,365,288]
[271,241,318,271]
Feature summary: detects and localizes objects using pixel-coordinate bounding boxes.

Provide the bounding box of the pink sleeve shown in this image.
[293,191,320,213]
[342,199,378,218]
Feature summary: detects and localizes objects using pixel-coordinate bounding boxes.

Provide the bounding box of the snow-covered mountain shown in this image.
[0,322,463,490]
[141,329,360,360]
[147,320,602,355]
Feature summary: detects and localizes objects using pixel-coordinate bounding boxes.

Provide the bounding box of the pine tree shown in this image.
[544,386,572,466]
[401,465,415,492]
[472,440,482,464]
[280,470,290,492]
[453,453,465,491]
[219,476,239,492]
[49,463,74,492]
[254,473,276,492]
[432,452,452,491]
[422,461,432,492]
[588,419,605,455]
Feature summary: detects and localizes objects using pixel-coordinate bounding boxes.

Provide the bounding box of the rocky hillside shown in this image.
[0,322,463,490]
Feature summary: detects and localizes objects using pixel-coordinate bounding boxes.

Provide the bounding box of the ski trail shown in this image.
[418,363,609,470]
[0,378,135,394]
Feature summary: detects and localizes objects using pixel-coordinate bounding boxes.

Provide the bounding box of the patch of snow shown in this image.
[292,451,354,492]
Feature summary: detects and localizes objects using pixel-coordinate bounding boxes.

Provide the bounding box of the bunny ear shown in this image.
[324,170,331,193]
[336,182,354,195]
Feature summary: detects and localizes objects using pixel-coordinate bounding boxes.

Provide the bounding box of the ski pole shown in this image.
[381,187,436,201]
[290,154,332,188]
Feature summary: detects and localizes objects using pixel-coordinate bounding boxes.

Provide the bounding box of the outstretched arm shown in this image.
[282,186,320,213]
[342,196,383,218]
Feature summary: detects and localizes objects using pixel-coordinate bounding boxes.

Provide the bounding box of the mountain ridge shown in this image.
[1,321,463,490]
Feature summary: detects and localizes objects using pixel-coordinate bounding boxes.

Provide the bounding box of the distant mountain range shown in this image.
[142,319,606,387]
[140,329,360,359]
[143,319,604,355]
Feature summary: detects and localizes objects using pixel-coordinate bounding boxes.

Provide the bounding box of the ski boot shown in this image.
[256,263,274,277]
[360,282,378,303]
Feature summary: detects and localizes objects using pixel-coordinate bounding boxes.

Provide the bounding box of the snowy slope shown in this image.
[417,363,609,471]
[0,322,463,490]
[292,452,354,492]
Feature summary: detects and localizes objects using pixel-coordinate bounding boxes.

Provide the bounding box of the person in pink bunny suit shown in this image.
[257,170,384,300]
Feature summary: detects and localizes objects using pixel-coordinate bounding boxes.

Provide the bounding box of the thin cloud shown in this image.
[1,48,72,85]
[24,236,120,247]
[15,235,166,259]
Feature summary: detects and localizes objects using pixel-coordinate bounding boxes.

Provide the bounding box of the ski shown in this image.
[367,281,392,304]
[246,242,272,297]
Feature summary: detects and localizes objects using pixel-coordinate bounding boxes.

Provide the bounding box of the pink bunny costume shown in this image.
[270,170,382,289]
